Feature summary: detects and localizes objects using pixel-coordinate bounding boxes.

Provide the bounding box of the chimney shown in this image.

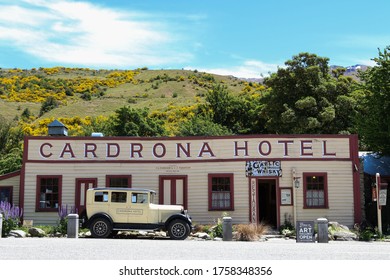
[48,120,68,136]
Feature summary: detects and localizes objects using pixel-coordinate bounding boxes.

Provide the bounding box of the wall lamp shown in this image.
[293,176,301,188]
[292,168,301,188]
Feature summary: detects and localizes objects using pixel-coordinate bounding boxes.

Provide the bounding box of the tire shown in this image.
[168,219,190,240]
[90,217,112,238]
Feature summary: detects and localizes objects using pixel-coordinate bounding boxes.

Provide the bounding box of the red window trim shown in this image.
[105,175,132,188]
[208,173,234,211]
[36,175,62,212]
[0,186,13,204]
[303,172,328,209]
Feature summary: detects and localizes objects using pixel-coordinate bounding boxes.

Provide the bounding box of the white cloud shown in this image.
[186,60,279,79]
[0,0,192,67]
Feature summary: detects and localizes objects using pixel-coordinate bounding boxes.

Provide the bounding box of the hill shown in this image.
[0,67,249,123]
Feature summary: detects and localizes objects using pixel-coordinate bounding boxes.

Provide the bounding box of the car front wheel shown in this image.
[168,219,190,240]
[90,217,112,238]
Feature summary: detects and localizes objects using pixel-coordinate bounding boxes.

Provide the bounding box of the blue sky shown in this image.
[0,0,389,78]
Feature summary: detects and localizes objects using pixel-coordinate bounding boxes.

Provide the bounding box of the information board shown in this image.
[296,221,315,243]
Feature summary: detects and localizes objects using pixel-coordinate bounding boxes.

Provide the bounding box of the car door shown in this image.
[127,191,149,224]
[108,191,129,224]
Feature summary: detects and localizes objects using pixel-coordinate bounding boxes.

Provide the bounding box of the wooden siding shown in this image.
[0,173,20,207]
[26,136,351,161]
[23,159,356,227]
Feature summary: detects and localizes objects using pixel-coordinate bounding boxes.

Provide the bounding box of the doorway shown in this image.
[75,178,97,217]
[159,175,188,210]
[258,179,277,228]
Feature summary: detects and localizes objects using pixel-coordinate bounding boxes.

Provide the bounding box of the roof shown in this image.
[0,170,21,180]
[89,187,156,194]
[48,119,68,128]
[360,153,390,176]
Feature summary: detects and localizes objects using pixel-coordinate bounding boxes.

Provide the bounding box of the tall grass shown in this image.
[235,222,271,241]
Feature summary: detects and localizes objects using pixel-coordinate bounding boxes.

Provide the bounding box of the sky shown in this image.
[0,0,389,78]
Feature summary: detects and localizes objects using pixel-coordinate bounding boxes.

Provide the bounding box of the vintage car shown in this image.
[83,188,192,240]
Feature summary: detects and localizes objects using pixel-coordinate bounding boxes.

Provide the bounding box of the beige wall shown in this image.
[0,173,20,207]
[22,135,357,226]
[26,136,351,161]
[23,160,355,227]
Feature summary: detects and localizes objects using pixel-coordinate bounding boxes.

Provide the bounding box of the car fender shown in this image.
[85,212,113,228]
[164,214,192,229]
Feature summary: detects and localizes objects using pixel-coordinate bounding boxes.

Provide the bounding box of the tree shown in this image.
[39,96,59,116]
[203,83,267,134]
[0,117,23,175]
[176,115,232,136]
[110,106,167,136]
[261,52,360,134]
[357,46,390,154]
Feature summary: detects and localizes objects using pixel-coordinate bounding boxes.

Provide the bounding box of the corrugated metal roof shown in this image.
[360,153,390,176]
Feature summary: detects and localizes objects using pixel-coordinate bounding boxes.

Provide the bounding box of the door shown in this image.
[258,179,277,228]
[75,178,97,217]
[159,175,188,209]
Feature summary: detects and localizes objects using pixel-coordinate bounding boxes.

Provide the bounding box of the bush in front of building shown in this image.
[234,223,271,241]
[0,201,23,237]
[51,204,77,236]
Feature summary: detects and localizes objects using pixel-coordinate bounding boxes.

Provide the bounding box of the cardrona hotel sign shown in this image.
[27,136,350,162]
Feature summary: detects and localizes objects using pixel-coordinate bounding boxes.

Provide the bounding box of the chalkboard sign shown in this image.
[296,221,315,243]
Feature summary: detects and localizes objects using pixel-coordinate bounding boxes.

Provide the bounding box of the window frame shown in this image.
[303,172,328,209]
[105,175,132,188]
[36,175,62,212]
[208,173,234,211]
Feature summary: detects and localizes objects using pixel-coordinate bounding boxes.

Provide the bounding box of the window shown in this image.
[208,174,234,211]
[106,175,132,188]
[132,193,148,204]
[36,176,62,211]
[0,187,12,203]
[95,191,109,202]
[304,173,328,208]
[111,192,127,203]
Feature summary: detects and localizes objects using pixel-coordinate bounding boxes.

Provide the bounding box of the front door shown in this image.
[258,179,277,228]
[159,175,188,209]
[75,178,97,217]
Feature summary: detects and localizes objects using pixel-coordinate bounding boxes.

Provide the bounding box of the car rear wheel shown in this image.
[168,219,190,240]
[90,217,112,238]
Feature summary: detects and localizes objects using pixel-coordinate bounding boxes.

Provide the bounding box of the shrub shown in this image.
[235,222,270,241]
[52,204,77,235]
[0,201,23,237]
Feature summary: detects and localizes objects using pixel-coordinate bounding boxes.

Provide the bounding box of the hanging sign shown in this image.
[379,189,387,206]
[245,161,282,177]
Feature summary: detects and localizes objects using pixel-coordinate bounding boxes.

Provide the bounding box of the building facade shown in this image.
[2,134,361,227]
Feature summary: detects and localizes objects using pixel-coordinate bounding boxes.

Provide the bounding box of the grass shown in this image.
[0,68,247,122]
[235,223,271,241]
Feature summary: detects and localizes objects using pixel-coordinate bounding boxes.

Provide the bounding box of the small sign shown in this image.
[280,188,293,205]
[296,221,315,243]
[245,161,282,177]
[372,186,377,202]
[379,189,387,206]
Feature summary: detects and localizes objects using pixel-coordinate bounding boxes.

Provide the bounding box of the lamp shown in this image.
[293,176,301,188]
[292,168,300,188]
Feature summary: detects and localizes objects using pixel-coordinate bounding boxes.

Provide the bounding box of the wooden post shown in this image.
[375,173,382,235]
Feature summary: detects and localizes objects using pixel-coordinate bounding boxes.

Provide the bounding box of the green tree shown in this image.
[203,83,267,134]
[0,117,23,175]
[110,106,167,136]
[39,96,59,116]
[176,115,232,136]
[261,52,360,134]
[357,46,390,154]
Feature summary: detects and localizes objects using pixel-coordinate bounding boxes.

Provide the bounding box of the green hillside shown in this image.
[0,67,247,122]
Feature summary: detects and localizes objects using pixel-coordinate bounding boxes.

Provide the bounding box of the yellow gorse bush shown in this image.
[0,68,139,103]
